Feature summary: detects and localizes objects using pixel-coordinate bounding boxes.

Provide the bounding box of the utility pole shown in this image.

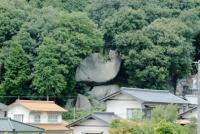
[194,60,200,134]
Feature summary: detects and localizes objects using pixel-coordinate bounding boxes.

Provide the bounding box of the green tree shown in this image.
[88,0,125,26]
[103,7,148,44]
[1,44,30,97]
[109,118,145,134]
[113,18,193,91]
[27,0,89,12]
[0,0,29,46]
[33,38,66,96]
[155,120,179,134]
[143,18,193,92]
[114,32,169,89]
[32,12,103,96]
[179,8,200,61]
[62,0,89,12]
[151,105,178,123]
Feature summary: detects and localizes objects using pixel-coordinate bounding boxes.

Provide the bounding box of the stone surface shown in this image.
[75,50,121,83]
[89,85,120,100]
[65,99,74,109]
[75,94,91,111]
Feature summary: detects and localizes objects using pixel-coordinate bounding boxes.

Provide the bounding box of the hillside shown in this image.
[0,0,200,105]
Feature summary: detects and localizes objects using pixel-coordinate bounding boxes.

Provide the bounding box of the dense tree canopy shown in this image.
[1,43,30,99]
[88,0,199,92]
[0,0,200,102]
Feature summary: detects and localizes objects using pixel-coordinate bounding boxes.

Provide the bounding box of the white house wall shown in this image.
[72,119,109,134]
[185,95,197,105]
[8,105,62,124]
[106,93,142,119]
[7,105,30,123]
[29,112,62,124]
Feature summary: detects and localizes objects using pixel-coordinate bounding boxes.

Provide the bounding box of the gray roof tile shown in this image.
[121,87,188,104]
[0,118,44,132]
[67,112,117,127]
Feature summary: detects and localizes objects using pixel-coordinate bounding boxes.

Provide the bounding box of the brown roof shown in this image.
[10,99,66,112]
[33,123,70,131]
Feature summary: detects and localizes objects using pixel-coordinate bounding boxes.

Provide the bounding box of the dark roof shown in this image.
[0,118,44,132]
[67,112,117,127]
[100,87,188,104]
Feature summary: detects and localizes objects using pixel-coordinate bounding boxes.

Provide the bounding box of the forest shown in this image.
[1,0,200,104]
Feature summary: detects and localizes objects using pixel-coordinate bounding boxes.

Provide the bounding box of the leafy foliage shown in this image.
[0,0,29,46]
[27,0,89,12]
[109,105,197,134]
[103,7,148,43]
[0,0,103,100]
[0,0,200,103]
[1,44,30,99]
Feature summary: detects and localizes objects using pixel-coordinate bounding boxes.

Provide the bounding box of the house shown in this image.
[185,94,197,105]
[0,103,7,117]
[100,87,189,119]
[67,112,117,134]
[0,117,44,134]
[7,99,69,134]
[179,106,197,119]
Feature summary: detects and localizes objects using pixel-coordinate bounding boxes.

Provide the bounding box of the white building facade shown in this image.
[7,99,68,134]
[101,87,189,119]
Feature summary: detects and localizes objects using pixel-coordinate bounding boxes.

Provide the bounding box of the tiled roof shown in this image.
[33,123,69,131]
[0,118,44,132]
[122,87,188,104]
[67,112,118,127]
[93,112,117,124]
[100,87,188,104]
[9,99,66,112]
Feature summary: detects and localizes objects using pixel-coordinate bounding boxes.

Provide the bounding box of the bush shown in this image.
[109,118,144,134]
[109,105,197,134]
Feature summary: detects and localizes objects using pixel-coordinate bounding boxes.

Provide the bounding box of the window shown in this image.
[48,114,58,123]
[34,114,40,123]
[13,114,23,122]
[127,108,142,119]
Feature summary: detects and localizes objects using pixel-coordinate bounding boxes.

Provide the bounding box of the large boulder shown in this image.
[75,50,121,83]
[75,94,91,111]
[89,85,120,100]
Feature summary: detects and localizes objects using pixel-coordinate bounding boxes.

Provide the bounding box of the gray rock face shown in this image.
[75,50,121,83]
[90,85,120,100]
[65,99,74,109]
[75,94,91,111]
